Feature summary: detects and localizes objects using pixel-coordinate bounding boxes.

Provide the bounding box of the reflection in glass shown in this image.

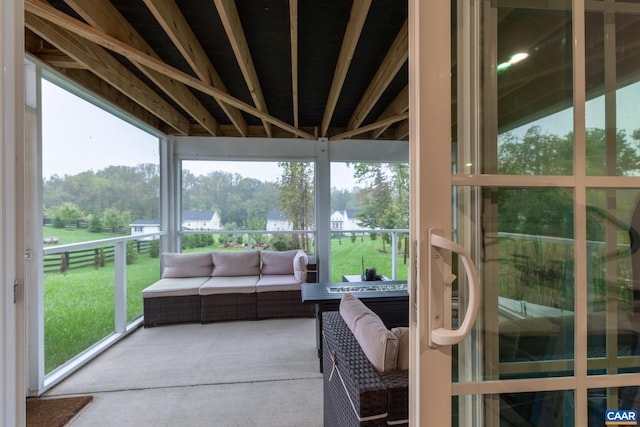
[460,187,576,383]
[453,391,574,426]
[585,11,640,176]
[586,190,640,373]
[588,388,640,427]
[490,7,573,176]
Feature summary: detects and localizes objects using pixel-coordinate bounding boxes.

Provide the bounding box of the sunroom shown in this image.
[23,0,410,396]
[5,0,640,426]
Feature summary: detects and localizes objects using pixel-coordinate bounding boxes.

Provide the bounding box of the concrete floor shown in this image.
[45,318,323,427]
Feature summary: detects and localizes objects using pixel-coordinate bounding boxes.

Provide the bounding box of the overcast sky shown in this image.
[41,79,360,189]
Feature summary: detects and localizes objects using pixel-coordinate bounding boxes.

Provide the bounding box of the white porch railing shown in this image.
[39,232,164,394]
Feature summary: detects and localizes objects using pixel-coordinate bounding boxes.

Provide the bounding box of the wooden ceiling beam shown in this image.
[33,49,86,69]
[213,0,272,137]
[289,0,299,129]
[320,0,372,137]
[395,119,409,140]
[25,0,315,139]
[64,0,219,136]
[372,85,408,139]
[25,11,191,135]
[347,19,408,131]
[143,0,248,137]
[330,112,408,141]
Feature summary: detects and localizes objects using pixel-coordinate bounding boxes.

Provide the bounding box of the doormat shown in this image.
[26,395,92,427]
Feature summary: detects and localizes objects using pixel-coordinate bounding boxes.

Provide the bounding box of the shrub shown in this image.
[149,239,160,258]
[271,235,294,251]
[52,215,65,229]
[88,214,103,233]
[126,241,137,265]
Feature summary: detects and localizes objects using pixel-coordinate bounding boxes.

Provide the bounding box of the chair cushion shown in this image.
[141,277,208,298]
[260,250,298,275]
[199,276,259,295]
[256,274,301,292]
[211,250,260,277]
[161,252,213,278]
[339,293,399,372]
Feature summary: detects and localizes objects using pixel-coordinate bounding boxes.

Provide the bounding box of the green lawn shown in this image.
[330,234,409,282]
[43,224,125,245]
[44,253,159,373]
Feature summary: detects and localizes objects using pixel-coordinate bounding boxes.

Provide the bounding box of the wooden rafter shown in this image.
[25,11,191,135]
[372,85,408,139]
[64,0,220,136]
[213,0,272,137]
[347,19,408,131]
[330,112,408,141]
[23,0,316,139]
[289,0,299,129]
[143,0,248,137]
[320,0,372,137]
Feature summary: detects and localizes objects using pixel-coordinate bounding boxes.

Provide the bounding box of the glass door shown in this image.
[409,0,640,425]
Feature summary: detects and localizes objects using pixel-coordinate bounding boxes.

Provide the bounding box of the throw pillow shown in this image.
[211,251,260,277]
[260,250,298,275]
[339,293,399,372]
[293,250,308,282]
[161,252,213,278]
[391,327,410,370]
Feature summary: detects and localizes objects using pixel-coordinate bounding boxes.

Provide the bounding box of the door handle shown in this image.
[427,228,480,347]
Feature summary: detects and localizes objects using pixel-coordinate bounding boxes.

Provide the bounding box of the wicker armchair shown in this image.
[322,311,409,427]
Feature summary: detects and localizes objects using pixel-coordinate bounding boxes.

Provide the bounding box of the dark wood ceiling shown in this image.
[23,1,640,142]
[24,0,409,141]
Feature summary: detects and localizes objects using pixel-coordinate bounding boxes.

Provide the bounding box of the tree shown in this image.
[55,202,83,226]
[277,162,314,250]
[331,188,357,211]
[103,208,124,233]
[352,163,409,252]
[88,213,103,232]
[497,126,640,238]
[499,126,640,176]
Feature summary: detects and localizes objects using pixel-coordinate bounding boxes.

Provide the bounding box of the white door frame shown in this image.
[410,0,640,425]
[1,0,26,426]
[409,0,453,425]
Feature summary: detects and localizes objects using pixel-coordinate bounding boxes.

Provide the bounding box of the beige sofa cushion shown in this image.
[260,250,298,275]
[392,327,410,370]
[339,293,399,372]
[141,277,208,298]
[211,250,260,277]
[256,275,301,292]
[199,276,259,295]
[161,252,213,278]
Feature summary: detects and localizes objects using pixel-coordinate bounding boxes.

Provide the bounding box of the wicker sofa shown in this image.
[322,294,409,427]
[141,249,314,327]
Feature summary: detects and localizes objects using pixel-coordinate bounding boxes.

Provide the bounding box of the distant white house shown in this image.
[266,210,292,231]
[330,209,365,233]
[182,210,222,230]
[130,210,222,238]
[129,219,160,239]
